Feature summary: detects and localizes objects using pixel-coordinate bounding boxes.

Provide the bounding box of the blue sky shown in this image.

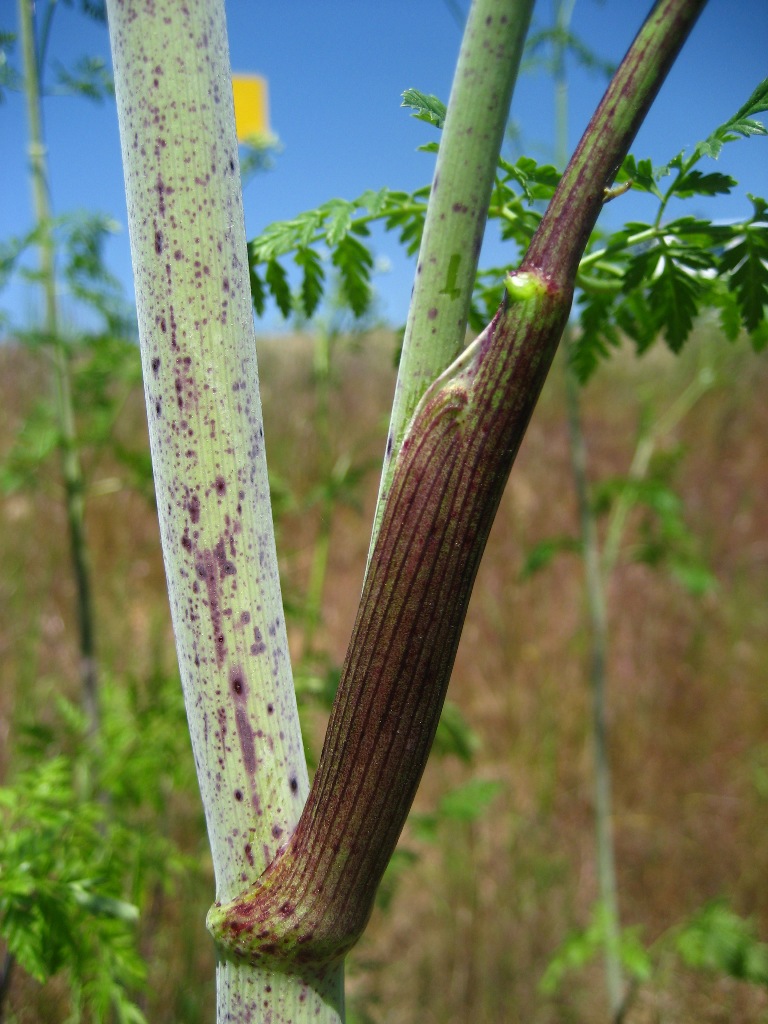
[2,0,766,331]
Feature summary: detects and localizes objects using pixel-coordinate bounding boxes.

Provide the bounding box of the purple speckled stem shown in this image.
[210,0,707,969]
[106,0,343,1018]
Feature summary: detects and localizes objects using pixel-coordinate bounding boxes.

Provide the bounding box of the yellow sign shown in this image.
[232,75,269,142]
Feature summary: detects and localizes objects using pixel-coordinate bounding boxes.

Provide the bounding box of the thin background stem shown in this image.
[106,0,342,1017]
[18,0,100,739]
[550,0,624,1013]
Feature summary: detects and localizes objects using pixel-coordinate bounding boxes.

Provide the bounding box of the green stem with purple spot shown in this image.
[369,0,534,559]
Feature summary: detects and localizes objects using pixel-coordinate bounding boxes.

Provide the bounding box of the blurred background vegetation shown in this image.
[2,326,768,1022]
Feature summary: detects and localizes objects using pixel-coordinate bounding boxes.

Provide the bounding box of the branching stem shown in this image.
[209,0,706,975]
[368,0,535,558]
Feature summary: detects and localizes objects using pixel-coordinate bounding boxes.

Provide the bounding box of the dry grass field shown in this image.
[1,328,767,1023]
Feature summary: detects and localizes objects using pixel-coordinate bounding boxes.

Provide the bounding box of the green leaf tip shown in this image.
[401,88,447,129]
[696,76,768,160]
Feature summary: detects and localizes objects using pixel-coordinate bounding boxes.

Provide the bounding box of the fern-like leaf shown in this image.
[331,235,373,317]
[265,258,292,318]
[695,77,768,160]
[295,247,325,319]
[719,197,768,333]
[401,88,447,129]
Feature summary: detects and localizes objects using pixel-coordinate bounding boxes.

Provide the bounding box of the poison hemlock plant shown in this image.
[103,0,765,1022]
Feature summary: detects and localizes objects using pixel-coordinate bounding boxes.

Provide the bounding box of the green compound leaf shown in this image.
[519,535,581,579]
[750,318,768,352]
[247,186,426,319]
[323,199,356,246]
[614,290,657,355]
[245,76,766,381]
[248,260,266,317]
[439,778,503,822]
[498,154,561,204]
[410,778,503,843]
[432,699,481,762]
[54,56,114,101]
[68,881,140,922]
[713,284,743,341]
[252,209,323,262]
[401,88,447,129]
[358,187,391,217]
[648,257,703,352]
[571,291,622,383]
[540,902,652,997]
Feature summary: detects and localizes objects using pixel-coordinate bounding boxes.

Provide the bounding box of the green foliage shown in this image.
[720,195,768,335]
[331,235,374,318]
[2,664,202,1021]
[0,758,147,1022]
[0,211,146,502]
[540,901,652,996]
[0,31,21,100]
[432,699,481,762]
[1,210,136,338]
[695,78,768,160]
[523,24,616,80]
[54,55,114,100]
[247,82,767,385]
[63,0,108,24]
[572,78,768,380]
[520,442,716,596]
[245,150,561,325]
[519,535,581,579]
[401,87,447,129]
[248,186,431,321]
[673,902,768,986]
[594,451,718,596]
[0,396,60,494]
[541,899,768,1002]
[411,778,503,843]
[0,331,148,499]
